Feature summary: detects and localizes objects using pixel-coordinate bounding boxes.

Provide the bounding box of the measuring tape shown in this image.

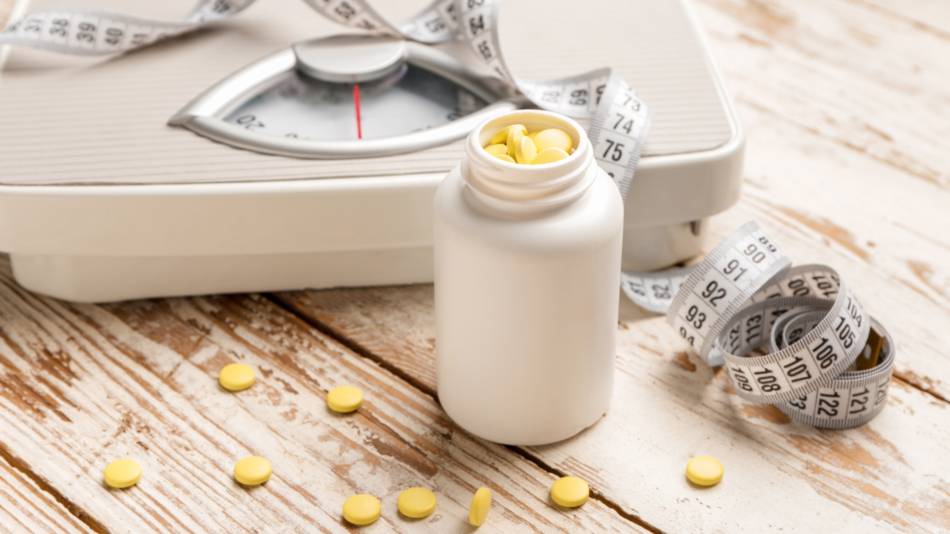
[0,0,649,196]
[630,222,894,429]
[0,0,256,54]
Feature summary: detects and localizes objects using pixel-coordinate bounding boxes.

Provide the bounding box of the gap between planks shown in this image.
[263,293,666,534]
[0,439,105,533]
[895,373,948,405]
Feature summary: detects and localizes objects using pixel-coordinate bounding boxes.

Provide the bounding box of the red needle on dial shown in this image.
[353,82,363,140]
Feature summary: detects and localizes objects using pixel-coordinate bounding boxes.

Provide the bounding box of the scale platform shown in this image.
[0,0,742,302]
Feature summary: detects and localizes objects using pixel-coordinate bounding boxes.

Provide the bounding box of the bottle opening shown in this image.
[463,110,597,213]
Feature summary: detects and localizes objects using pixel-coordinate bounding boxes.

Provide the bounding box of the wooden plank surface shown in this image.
[697,0,950,399]
[0,259,643,533]
[0,450,94,533]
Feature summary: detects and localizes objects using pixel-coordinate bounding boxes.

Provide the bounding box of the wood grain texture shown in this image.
[0,450,94,533]
[702,0,949,188]
[696,0,950,399]
[0,257,643,533]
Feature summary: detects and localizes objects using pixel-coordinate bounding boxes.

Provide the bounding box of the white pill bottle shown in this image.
[434,110,623,445]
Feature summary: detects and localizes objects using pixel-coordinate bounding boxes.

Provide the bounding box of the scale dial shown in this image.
[170,35,519,158]
[225,64,486,141]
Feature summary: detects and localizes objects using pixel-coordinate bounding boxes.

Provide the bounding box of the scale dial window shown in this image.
[170,35,519,159]
[224,65,487,141]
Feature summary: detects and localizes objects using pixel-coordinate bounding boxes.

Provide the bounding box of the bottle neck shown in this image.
[461,110,597,216]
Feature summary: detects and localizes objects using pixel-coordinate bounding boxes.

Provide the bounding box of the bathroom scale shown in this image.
[0,0,743,302]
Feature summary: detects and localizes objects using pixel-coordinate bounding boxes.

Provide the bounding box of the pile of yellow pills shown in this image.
[326,385,364,414]
[233,455,272,486]
[484,124,574,164]
[685,455,724,487]
[343,494,382,526]
[218,362,256,392]
[550,475,589,508]
[468,487,492,527]
[103,458,142,489]
[397,487,437,519]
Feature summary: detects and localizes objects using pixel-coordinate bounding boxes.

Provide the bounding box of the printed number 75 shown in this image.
[602,139,625,162]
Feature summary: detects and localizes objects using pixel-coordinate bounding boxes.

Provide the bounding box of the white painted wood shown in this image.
[0,453,94,533]
[696,0,950,399]
[0,262,644,532]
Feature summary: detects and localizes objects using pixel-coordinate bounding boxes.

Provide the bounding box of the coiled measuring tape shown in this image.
[0,0,649,196]
[628,222,894,429]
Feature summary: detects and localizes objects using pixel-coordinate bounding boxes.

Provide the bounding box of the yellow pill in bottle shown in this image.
[326,385,364,413]
[533,147,570,164]
[685,455,723,487]
[484,143,508,157]
[492,153,516,163]
[488,125,514,145]
[218,363,255,392]
[343,494,382,526]
[103,458,142,489]
[550,475,589,508]
[468,487,492,527]
[514,136,538,164]
[505,124,528,156]
[397,487,437,519]
[233,455,272,486]
[533,128,574,154]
